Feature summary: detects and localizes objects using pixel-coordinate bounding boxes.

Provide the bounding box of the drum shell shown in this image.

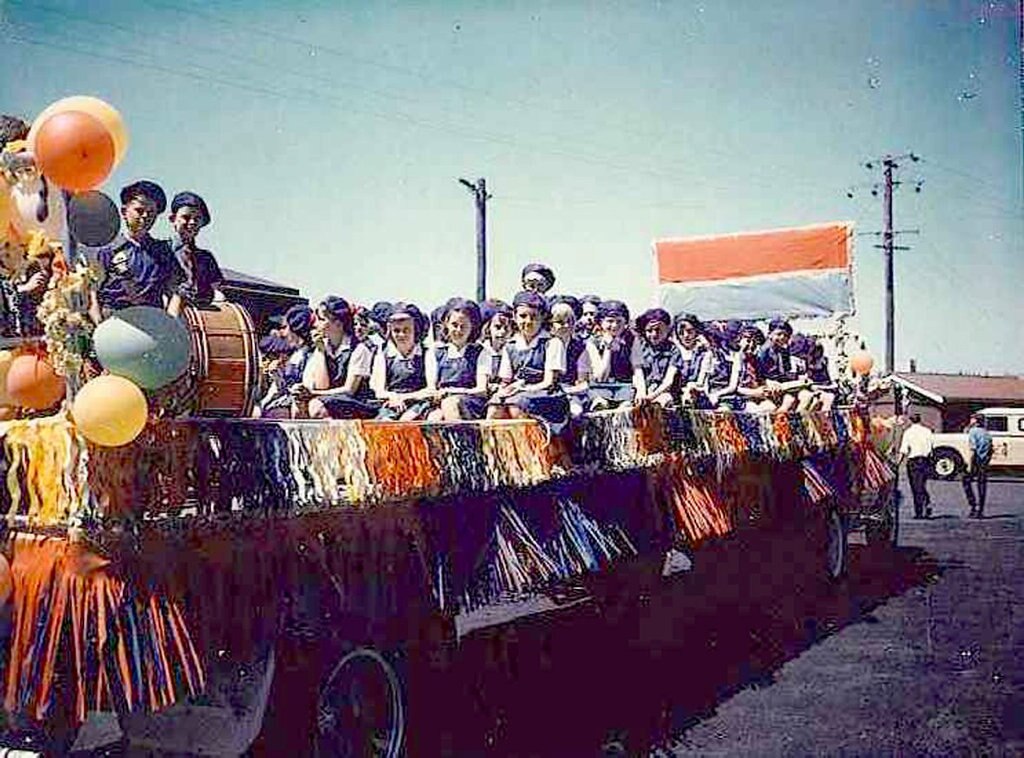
[183,303,259,417]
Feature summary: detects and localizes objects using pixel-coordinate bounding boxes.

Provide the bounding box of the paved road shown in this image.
[667,477,1023,756]
[416,477,1023,755]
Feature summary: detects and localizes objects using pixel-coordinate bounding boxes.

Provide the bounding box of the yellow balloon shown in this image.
[0,350,15,407]
[28,96,129,166]
[72,374,148,447]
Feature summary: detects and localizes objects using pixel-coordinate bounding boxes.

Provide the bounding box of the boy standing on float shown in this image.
[88,180,183,323]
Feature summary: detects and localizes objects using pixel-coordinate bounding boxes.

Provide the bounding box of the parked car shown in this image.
[930,407,1024,479]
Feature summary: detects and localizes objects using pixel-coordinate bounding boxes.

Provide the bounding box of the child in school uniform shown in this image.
[549,298,592,416]
[425,298,491,421]
[370,302,433,421]
[89,180,183,324]
[674,313,713,406]
[167,191,224,314]
[756,318,813,412]
[520,263,556,295]
[294,296,379,419]
[576,295,602,339]
[254,304,315,419]
[633,308,681,408]
[586,299,638,410]
[801,337,836,411]
[488,291,569,428]
[479,299,514,384]
[712,324,777,413]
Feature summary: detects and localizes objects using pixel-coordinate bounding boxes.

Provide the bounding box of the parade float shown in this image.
[0,97,899,755]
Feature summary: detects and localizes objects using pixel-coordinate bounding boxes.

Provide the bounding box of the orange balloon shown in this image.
[34,111,115,192]
[0,554,11,608]
[28,96,129,165]
[6,353,65,410]
[850,350,874,376]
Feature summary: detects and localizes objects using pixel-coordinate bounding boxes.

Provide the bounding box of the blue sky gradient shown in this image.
[3,0,1021,372]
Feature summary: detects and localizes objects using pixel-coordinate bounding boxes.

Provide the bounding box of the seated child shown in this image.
[802,337,836,411]
[370,302,433,421]
[253,304,315,419]
[633,308,680,408]
[425,298,491,421]
[479,299,514,389]
[295,296,378,419]
[549,298,592,416]
[488,291,569,428]
[756,318,813,412]
[576,295,601,339]
[586,299,638,410]
[713,324,777,413]
[674,313,713,406]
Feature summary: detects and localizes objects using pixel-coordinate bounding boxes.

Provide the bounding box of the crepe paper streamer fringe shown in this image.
[646,455,734,547]
[4,537,204,725]
[458,497,638,611]
[0,409,867,532]
[801,461,836,505]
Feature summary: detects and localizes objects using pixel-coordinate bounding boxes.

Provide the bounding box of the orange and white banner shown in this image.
[653,222,854,320]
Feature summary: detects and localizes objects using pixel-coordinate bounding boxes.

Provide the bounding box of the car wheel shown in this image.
[931,449,963,481]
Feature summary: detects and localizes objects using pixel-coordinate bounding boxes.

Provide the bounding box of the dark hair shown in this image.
[480,298,512,324]
[388,301,428,341]
[285,304,314,343]
[170,191,211,226]
[512,290,549,314]
[910,413,922,423]
[597,299,630,322]
[768,318,793,336]
[637,308,671,332]
[120,180,167,213]
[444,297,482,342]
[320,295,353,335]
[0,115,29,150]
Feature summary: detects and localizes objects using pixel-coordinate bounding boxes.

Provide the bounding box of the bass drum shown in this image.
[183,302,260,418]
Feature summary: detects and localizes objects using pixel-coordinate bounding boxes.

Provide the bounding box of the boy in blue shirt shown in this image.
[88,180,183,323]
[168,191,224,312]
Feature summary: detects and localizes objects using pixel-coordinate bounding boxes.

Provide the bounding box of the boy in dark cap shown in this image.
[88,180,183,323]
[168,191,223,312]
[521,263,556,294]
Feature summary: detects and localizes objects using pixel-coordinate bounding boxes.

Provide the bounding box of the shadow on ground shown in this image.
[408,533,938,756]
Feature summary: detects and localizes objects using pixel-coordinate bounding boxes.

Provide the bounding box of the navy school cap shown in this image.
[120,180,167,213]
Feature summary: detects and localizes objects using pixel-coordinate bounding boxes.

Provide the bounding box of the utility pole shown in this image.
[849,153,922,375]
[458,177,490,301]
[882,158,895,376]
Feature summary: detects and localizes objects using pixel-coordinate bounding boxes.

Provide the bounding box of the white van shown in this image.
[930,407,1024,479]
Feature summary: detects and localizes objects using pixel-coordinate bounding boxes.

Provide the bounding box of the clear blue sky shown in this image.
[4,0,1022,373]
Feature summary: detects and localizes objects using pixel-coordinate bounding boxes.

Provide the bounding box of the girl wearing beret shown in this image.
[710,325,777,412]
[253,304,315,419]
[633,308,681,408]
[425,299,491,421]
[294,296,379,419]
[520,263,556,295]
[549,300,592,417]
[488,291,569,428]
[479,299,514,392]
[369,303,433,421]
[586,299,639,410]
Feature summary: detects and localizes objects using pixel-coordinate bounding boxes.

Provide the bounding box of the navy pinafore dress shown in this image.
[435,343,488,419]
[320,340,380,419]
[500,334,569,428]
[376,346,431,420]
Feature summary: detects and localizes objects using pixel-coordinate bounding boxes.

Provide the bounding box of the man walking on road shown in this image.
[962,413,993,518]
[899,413,934,519]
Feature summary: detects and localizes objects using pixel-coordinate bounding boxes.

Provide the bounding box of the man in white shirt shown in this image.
[899,413,935,518]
